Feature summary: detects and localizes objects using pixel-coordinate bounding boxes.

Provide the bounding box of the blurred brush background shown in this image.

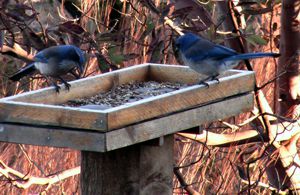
[0,0,286,194]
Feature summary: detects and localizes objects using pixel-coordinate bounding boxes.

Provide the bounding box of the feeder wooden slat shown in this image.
[0,92,253,152]
[0,64,255,132]
[105,68,254,130]
[0,123,106,151]
[0,101,108,130]
[105,92,253,151]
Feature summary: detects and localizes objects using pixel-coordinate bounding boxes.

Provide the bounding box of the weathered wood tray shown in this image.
[0,64,255,151]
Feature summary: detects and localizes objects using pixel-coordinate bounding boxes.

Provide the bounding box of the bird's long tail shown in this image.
[9,63,37,81]
[225,52,280,61]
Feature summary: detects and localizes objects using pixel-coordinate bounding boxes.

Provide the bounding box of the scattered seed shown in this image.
[63,81,188,109]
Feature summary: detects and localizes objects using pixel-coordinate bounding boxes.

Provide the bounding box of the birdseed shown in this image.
[64,81,188,109]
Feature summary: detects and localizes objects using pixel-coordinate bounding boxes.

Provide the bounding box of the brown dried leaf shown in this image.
[59,21,85,34]
[172,0,213,31]
[6,3,36,22]
[22,28,46,51]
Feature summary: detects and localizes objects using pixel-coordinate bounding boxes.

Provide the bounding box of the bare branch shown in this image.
[178,118,300,146]
[0,44,33,62]
[0,160,80,189]
[164,17,183,36]
[177,129,262,147]
[278,132,300,191]
[173,167,200,195]
[240,178,286,193]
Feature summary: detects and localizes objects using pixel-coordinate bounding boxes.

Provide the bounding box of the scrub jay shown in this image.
[10,45,85,92]
[175,33,280,85]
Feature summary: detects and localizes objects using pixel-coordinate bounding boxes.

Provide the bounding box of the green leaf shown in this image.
[150,41,164,63]
[138,19,155,41]
[96,53,110,73]
[246,34,268,46]
[108,47,125,64]
[87,19,97,34]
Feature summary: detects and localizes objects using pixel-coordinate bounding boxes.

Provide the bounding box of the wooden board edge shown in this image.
[105,92,254,151]
[0,101,109,131]
[148,63,255,74]
[148,63,255,83]
[0,123,106,152]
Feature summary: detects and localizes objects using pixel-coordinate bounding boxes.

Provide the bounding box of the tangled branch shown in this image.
[0,160,80,190]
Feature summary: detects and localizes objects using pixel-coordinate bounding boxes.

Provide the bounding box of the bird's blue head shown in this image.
[175,33,200,52]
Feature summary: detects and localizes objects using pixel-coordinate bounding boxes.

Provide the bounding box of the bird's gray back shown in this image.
[180,38,239,76]
[33,45,82,76]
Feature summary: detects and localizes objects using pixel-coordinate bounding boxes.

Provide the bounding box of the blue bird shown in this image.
[175,33,280,85]
[10,45,85,92]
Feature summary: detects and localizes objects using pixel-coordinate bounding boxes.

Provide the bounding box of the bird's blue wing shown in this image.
[33,46,68,63]
[34,50,49,63]
[212,44,238,58]
[34,45,84,64]
[183,39,238,62]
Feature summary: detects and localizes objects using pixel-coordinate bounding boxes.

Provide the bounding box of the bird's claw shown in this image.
[54,82,70,93]
[54,84,61,93]
[198,75,220,88]
[199,80,210,88]
[212,77,220,84]
[64,82,71,91]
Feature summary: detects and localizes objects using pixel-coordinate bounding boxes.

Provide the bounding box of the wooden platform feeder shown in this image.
[0,64,255,194]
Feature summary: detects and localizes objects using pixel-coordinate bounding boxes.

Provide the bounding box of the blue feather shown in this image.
[10,45,86,92]
[175,33,280,83]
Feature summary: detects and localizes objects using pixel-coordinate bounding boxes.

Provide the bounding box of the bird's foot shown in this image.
[211,76,220,84]
[64,82,71,91]
[198,80,209,88]
[198,75,220,88]
[53,84,61,93]
[57,76,71,91]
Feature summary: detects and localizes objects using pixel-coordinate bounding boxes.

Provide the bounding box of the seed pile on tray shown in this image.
[65,81,188,109]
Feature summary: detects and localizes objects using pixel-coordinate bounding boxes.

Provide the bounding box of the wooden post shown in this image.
[81,135,174,195]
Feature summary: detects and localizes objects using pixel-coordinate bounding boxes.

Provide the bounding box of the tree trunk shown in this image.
[276,0,300,116]
[275,0,300,192]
